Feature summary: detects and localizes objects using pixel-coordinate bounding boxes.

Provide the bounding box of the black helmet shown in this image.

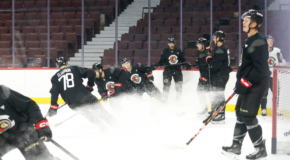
[196,37,211,50]
[168,38,175,44]
[266,35,275,42]
[92,62,103,71]
[121,58,130,67]
[242,9,263,28]
[214,30,226,41]
[55,57,67,68]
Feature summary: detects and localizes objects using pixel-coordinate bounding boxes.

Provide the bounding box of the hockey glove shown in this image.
[86,83,94,92]
[184,62,191,70]
[114,83,122,94]
[199,77,208,85]
[35,118,52,141]
[101,92,108,100]
[206,56,213,63]
[48,105,58,117]
[234,78,252,95]
[147,72,154,82]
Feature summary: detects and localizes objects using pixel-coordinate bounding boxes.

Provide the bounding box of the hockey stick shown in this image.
[47,138,79,160]
[186,92,236,146]
[163,92,236,149]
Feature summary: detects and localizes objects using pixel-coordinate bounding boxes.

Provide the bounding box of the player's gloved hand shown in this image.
[48,105,58,117]
[86,84,93,92]
[35,118,52,141]
[234,77,252,95]
[146,72,154,82]
[114,83,122,94]
[184,62,191,70]
[101,92,108,100]
[206,56,213,64]
[199,77,208,85]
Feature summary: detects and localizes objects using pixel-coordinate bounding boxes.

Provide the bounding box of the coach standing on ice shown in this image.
[222,9,270,160]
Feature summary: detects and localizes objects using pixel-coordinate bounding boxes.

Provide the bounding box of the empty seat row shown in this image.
[0,40,69,51]
[0,0,119,9]
[159,0,263,7]
[0,19,95,27]
[0,33,77,41]
[0,12,100,20]
[0,26,86,34]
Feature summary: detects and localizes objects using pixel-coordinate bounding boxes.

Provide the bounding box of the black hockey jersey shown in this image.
[50,66,96,106]
[0,85,43,134]
[210,44,232,77]
[126,63,153,85]
[237,33,270,84]
[198,49,209,79]
[155,47,186,70]
[95,67,132,95]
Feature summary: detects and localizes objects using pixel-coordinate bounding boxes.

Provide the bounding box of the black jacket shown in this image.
[155,47,186,70]
[237,33,270,84]
[95,67,133,95]
[126,63,153,86]
[50,66,96,106]
[198,49,209,79]
[0,85,43,134]
[210,44,232,77]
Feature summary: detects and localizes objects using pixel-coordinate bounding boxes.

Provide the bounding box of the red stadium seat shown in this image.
[27,48,42,57]
[26,41,39,49]
[134,34,147,41]
[0,41,11,48]
[121,34,134,41]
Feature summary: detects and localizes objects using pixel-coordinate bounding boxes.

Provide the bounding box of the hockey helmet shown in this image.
[92,62,103,71]
[266,35,275,42]
[55,57,67,68]
[196,37,211,50]
[121,58,130,67]
[242,9,263,28]
[168,38,175,44]
[213,30,226,41]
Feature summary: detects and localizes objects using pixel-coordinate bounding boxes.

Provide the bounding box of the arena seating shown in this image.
[103,0,287,69]
[0,0,132,67]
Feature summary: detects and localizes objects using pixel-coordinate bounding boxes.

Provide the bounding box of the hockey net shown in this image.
[272,66,290,154]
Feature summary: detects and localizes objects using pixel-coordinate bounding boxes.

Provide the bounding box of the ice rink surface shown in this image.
[2,96,290,160]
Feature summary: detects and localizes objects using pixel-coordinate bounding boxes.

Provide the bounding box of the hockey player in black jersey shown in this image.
[48,57,121,132]
[196,38,211,115]
[0,85,59,160]
[121,58,165,102]
[222,9,269,160]
[151,38,190,100]
[206,30,232,124]
[92,62,133,98]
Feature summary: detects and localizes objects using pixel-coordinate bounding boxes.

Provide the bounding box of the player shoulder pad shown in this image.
[109,67,115,74]
[137,63,142,67]
[199,51,206,58]
[121,67,126,71]
[215,48,225,54]
[0,85,11,99]
[273,47,281,53]
[248,39,266,53]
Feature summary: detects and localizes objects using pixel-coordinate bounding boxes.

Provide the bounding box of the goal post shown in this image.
[272,66,290,154]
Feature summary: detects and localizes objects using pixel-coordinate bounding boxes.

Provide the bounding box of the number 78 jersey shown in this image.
[50,66,96,105]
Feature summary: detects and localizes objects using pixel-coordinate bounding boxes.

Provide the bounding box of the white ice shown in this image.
[2,96,290,160]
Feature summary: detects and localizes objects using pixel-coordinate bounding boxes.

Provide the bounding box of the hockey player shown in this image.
[260,35,286,116]
[151,38,190,100]
[196,38,211,115]
[121,58,165,101]
[92,62,134,98]
[0,85,59,160]
[222,9,269,160]
[48,57,121,132]
[206,31,232,123]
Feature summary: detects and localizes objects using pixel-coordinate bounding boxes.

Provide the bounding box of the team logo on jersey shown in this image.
[268,57,276,68]
[168,55,178,64]
[131,74,141,84]
[0,115,15,134]
[105,81,115,92]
